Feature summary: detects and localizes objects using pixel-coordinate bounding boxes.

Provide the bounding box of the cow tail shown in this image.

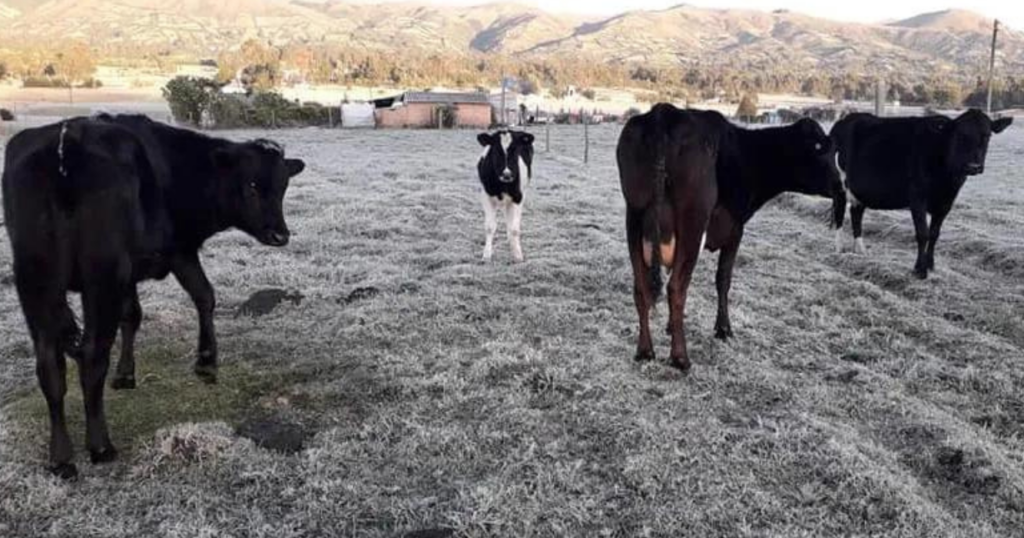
[644,108,670,302]
[830,125,848,231]
[54,120,83,209]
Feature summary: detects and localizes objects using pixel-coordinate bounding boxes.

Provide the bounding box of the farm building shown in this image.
[373,92,492,129]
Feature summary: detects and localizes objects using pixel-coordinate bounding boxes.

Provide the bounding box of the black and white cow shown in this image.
[3,115,304,478]
[477,129,535,262]
[831,110,1013,278]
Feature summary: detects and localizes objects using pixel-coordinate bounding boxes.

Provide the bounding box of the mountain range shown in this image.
[0,1,1020,78]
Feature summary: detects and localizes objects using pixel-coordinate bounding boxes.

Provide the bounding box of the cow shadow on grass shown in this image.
[2,339,358,467]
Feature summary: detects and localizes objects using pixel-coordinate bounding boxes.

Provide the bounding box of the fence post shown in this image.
[272,110,277,129]
[545,122,550,153]
[584,115,590,164]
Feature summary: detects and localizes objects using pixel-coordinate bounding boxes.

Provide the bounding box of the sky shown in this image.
[354,0,1024,30]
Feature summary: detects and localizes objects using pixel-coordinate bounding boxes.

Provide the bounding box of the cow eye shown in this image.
[249,181,258,191]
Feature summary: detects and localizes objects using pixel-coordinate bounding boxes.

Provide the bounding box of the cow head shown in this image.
[940,109,1013,176]
[212,139,305,247]
[478,130,535,184]
[783,118,841,198]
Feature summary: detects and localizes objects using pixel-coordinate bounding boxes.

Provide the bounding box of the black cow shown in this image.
[618,104,841,371]
[832,110,1013,278]
[2,115,305,478]
[477,129,534,262]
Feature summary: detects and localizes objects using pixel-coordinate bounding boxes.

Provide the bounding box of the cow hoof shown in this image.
[50,463,78,481]
[194,365,218,385]
[90,446,118,465]
[670,357,692,374]
[715,327,733,341]
[111,376,136,391]
[634,350,656,363]
[913,268,929,280]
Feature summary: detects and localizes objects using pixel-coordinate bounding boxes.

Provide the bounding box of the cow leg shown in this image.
[626,209,656,362]
[481,193,499,262]
[667,215,708,372]
[16,264,76,478]
[507,200,524,263]
[832,178,848,254]
[172,254,218,384]
[79,278,123,464]
[910,202,931,279]
[851,203,867,255]
[714,228,744,341]
[925,206,951,272]
[112,288,142,390]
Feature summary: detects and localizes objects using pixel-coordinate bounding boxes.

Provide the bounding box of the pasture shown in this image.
[1,123,1024,537]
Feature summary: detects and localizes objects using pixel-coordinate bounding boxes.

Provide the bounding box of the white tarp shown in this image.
[342,103,375,128]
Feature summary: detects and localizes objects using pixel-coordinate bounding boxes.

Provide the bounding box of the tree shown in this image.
[237,39,281,92]
[162,76,221,127]
[53,41,96,104]
[736,93,759,121]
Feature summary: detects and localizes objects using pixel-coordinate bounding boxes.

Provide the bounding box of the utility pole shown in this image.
[987,19,999,115]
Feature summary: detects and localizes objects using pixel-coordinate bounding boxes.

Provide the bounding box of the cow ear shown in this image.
[285,158,305,178]
[519,133,535,146]
[477,133,493,147]
[993,117,1014,134]
[211,148,239,174]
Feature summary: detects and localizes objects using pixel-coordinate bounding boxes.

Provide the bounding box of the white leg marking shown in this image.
[507,200,524,263]
[699,232,707,253]
[834,227,844,254]
[855,237,867,255]
[482,192,499,261]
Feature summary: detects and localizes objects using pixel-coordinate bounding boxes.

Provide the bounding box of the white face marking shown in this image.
[501,132,513,178]
[479,145,491,163]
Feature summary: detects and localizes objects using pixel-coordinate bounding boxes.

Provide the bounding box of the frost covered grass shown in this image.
[1,124,1024,536]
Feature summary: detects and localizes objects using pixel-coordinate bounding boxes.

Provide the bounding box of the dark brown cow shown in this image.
[617,104,841,371]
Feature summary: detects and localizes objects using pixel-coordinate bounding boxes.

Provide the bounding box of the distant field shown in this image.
[1,124,1024,537]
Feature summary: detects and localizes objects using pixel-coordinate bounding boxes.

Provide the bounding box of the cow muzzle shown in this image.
[263,230,291,247]
[500,171,514,183]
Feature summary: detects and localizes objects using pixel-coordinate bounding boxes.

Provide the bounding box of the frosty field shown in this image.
[1,123,1024,537]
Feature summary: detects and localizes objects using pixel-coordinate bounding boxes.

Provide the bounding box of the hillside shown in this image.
[0,1,21,19]
[890,9,995,33]
[0,2,1020,78]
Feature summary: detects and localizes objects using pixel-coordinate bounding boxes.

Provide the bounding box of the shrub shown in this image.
[0,108,14,121]
[162,76,221,127]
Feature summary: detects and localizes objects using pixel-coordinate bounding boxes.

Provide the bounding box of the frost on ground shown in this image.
[2,124,1024,537]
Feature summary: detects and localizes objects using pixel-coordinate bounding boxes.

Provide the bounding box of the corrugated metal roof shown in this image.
[404,92,490,105]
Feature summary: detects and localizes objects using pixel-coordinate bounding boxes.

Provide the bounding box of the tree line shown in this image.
[4,39,1024,110]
